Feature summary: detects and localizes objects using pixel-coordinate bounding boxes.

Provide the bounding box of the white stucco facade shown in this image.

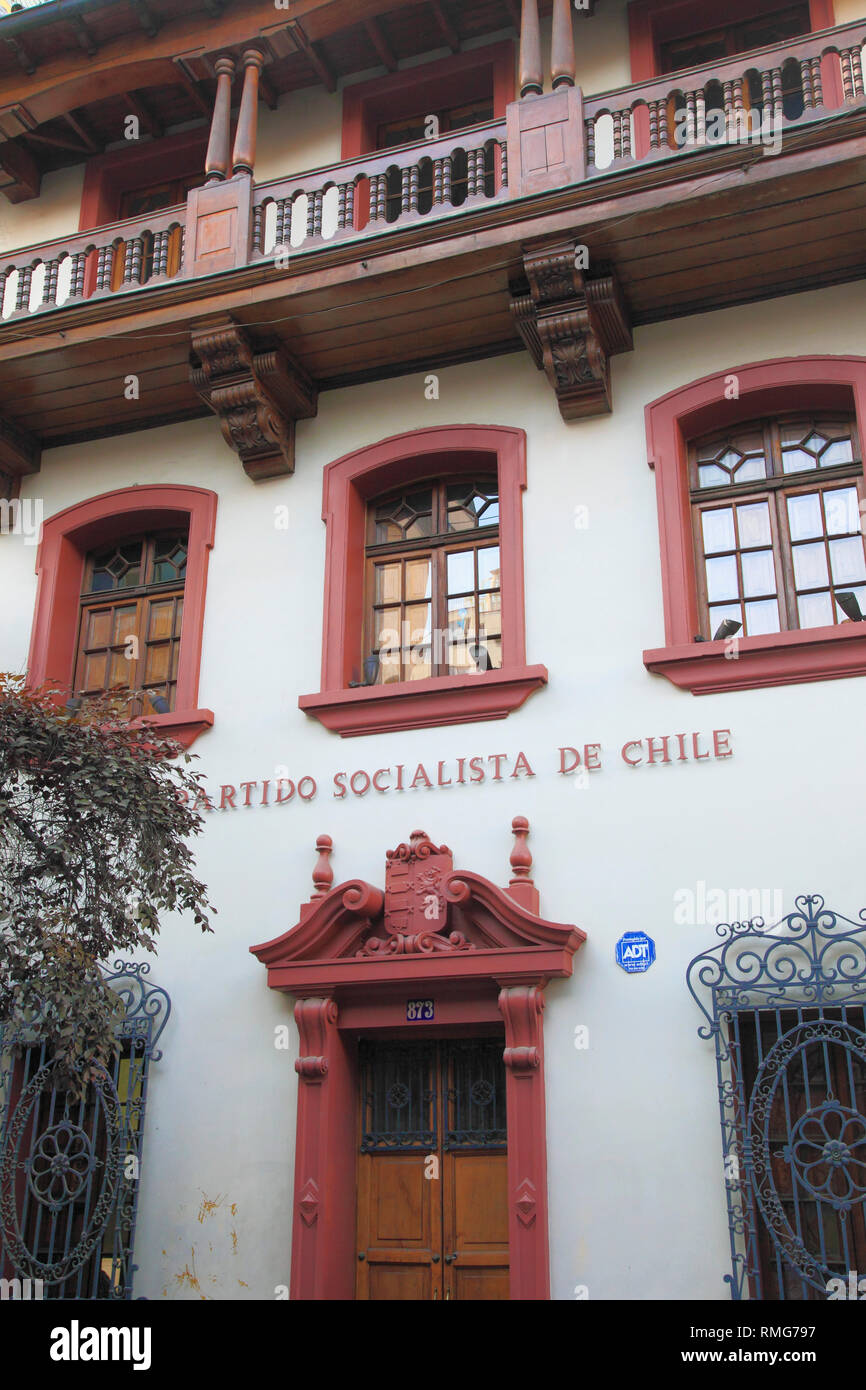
[2,272,866,1298]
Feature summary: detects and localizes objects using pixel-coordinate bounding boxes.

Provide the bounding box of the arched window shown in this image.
[643,356,866,694]
[299,425,547,736]
[75,530,187,716]
[690,412,863,639]
[364,476,501,683]
[28,485,216,747]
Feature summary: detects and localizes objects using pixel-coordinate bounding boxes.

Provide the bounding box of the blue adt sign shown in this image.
[615,931,656,974]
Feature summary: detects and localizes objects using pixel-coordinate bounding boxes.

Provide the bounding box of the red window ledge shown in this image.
[132,709,215,749]
[299,666,548,738]
[644,623,866,694]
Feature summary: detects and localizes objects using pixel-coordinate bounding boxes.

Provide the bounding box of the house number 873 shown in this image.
[406,1000,434,1022]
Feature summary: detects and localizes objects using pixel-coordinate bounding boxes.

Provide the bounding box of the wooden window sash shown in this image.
[74,531,187,713]
[690,415,864,636]
[364,479,500,680]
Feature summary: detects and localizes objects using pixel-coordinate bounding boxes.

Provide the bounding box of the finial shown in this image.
[508,816,539,914]
[311,834,334,898]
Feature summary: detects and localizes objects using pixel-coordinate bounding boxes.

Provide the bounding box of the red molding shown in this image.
[27,484,217,748]
[645,623,866,693]
[643,355,866,693]
[341,41,515,160]
[627,0,836,83]
[299,665,548,737]
[250,825,584,1301]
[300,424,544,734]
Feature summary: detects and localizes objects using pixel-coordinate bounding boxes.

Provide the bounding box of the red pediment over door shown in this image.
[250,820,585,1302]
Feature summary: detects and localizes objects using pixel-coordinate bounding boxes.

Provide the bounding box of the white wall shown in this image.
[2,276,866,1298]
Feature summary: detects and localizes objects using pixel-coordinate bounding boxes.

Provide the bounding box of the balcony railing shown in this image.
[0,20,864,325]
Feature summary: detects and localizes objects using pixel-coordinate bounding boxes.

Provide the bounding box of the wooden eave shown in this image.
[0,112,864,450]
[0,0,525,184]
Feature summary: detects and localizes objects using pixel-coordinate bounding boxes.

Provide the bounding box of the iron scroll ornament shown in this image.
[0,960,171,1297]
[686,895,866,1300]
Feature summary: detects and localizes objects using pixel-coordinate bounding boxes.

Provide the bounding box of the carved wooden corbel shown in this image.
[190,316,317,480]
[510,241,632,420]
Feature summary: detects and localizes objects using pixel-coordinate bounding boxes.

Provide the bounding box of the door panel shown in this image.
[356,1037,509,1301]
[444,1151,509,1300]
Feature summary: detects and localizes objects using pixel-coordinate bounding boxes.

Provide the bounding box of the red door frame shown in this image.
[251,824,585,1301]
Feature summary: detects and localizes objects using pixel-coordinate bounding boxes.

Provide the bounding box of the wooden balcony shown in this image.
[1,17,865,485]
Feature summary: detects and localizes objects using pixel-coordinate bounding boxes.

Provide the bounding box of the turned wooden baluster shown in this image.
[205,54,235,184]
[41,257,59,306]
[311,189,321,238]
[123,236,144,285]
[15,263,33,313]
[68,250,87,300]
[275,197,292,250]
[694,88,706,145]
[344,181,355,227]
[809,56,823,107]
[799,57,815,109]
[433,157,445,205]
[585,116,596,167]
[499,141,508,187]
[519,0,542,97]
[842,46,865,101]
[467,148,479,197]
[232,48,265,176]
[685,90,697,146]
[442,155,452,205]
[337,183,348,230]
[551,0,575,89]
[648,99,660,149]
[400,167,411,215]
[152,230,170,277]
[251,203,264,254]
[95,244,114,291]
[369,173,387,221]
[409,162,420,212]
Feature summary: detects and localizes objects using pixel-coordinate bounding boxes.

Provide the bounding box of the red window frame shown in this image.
[298,425,547,737]
[341,41,515,161]
[642,357,866,694]
[627,0,836,83]
[27,484,216,748]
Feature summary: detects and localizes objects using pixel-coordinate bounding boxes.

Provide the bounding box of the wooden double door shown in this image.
[356,1037,509,1300]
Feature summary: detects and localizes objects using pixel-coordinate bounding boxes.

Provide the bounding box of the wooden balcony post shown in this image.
[232,48,265,177]
[205,54,236,184]
[519,0,543,97]
[551,0,576,89]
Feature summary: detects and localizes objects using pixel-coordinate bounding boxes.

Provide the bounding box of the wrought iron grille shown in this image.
[687,895,866,1300]
[445,1039,507,1148]
[359,1038,506,1152]
[0,961,170,1300]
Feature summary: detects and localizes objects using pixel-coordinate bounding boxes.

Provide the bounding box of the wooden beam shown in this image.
[258,71,279,111]
[430,0,460,54]
[364,17,396,72]
[173,58,214,119]
[124,89,164,139]
[3,36,37,78]
[0,414,40,479]
[0,138,41,203]
[23,129,93,154]
[129,0,161,38]
[65,110,100,154]
[286,20,336,93]
[71,16,98,59]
